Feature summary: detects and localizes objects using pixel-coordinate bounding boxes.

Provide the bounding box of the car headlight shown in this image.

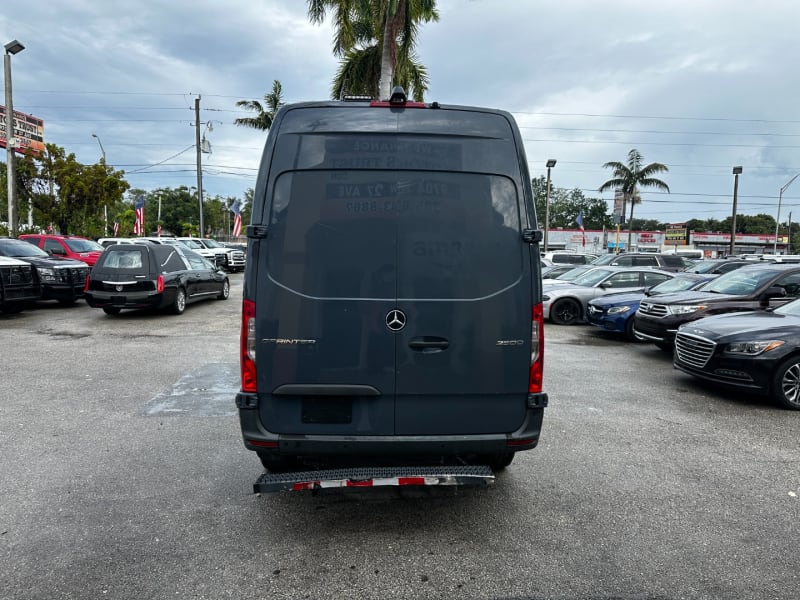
[725,340,785,355]
[36,267,56,281]
[607,305,631,315]
[669,304,707,315]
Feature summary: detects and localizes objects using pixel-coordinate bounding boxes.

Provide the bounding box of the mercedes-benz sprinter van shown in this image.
[236,89,548,472]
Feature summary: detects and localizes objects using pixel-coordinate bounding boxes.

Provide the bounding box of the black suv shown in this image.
[0,256,41,313]
[633,263,800,350]
[0,237,90,305]
[591,252,689,271]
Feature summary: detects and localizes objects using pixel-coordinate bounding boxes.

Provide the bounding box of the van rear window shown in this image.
[266,170,522,300]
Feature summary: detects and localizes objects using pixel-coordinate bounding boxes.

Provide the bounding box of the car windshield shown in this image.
[649,276,707,295]
[701,268,781,295]
[64,239,103,252]
[202,239,223,248]
[180,239,204,249]
[553,265,596,281]
[591,254,617,265]
[571,268,614,286]
[686,261,724,274]
[774,298,800,316]
[0,240,49,257]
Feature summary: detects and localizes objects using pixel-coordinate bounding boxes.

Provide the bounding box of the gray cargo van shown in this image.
[236,89,547,473]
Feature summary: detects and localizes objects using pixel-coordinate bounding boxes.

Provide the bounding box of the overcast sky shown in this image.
[3,0,800,225]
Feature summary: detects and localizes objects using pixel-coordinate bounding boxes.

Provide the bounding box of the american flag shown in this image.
[113,221,119,236]
[231,200,243,238]
[576,210,586,247]
[133,196,145,235]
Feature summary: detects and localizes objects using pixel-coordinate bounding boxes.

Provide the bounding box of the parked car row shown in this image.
[0,236,231,317]
[556,256,800,410]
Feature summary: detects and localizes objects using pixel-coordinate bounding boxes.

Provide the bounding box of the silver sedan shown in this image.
[543,266,675,325]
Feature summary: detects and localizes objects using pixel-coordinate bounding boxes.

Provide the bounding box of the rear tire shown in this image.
[217,279,230,300]
[550,298,581,325]
[771,356,800,410]
[102,306,121,315]
[171,288,186,315]
[476,452,515,471]
[258,453,301,473]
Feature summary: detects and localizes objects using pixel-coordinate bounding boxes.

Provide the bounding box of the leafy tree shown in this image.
[31,144,129,237]
[598,148,670,249]
[720,213,776,236]
[308,0,438,101]
[532,175,612,231]
[235,80,284,130]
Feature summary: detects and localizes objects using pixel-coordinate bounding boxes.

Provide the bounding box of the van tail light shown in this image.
[156,275,165,293]
[241,299,257,393]
[84,274,91,292]
[529,303,545,393]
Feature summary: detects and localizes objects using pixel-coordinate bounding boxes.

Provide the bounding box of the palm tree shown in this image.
[234,80,284,131]
[599,149,670,251]
[308,0,438,100]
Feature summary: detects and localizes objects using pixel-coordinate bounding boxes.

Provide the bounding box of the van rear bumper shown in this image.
[236,392,544,457]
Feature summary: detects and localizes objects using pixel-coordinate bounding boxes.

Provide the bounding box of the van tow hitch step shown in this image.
[253,465,495,493]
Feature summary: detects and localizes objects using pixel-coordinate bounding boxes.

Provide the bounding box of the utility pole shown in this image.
[729,166,742,256]
[195,96,204,236]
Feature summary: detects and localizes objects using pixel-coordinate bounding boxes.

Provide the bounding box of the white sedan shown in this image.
[543,267,675,325]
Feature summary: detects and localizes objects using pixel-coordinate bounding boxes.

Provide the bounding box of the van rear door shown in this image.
[255,170,397,436]
[393,173,531,434]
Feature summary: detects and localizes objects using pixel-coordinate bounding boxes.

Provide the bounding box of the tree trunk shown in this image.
[378,0,406,100]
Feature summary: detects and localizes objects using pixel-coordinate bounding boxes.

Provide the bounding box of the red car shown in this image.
[19,234,104,267]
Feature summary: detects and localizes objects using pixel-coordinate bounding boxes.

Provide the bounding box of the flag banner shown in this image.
[133,196,145,236]
[576,210,586,247]
[113,221,119,236]
[231,200,242,238]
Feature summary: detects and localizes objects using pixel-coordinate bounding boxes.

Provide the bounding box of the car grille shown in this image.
[675,332,716,368]
[56,266,89,284]
[2,264,36,285]
[638,300,669,317]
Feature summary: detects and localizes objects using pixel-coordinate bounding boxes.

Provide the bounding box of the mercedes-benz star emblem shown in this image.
[385,309,406,332]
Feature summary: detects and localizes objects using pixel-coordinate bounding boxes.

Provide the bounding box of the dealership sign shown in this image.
[0,105,45,155]
[665,223,688,246]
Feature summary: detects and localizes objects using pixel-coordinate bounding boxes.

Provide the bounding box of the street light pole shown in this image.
[91,133,106,163]
[774,173,800,254]
[543,159,556,252]
[729,166,743,256]
[92,133,108,234]
[4,39,24,237]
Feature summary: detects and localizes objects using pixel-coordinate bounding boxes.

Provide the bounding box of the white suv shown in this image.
[175,237,244,271]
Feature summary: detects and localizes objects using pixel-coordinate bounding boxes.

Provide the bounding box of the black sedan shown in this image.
[674,299,800,410]
[84,243,229,315]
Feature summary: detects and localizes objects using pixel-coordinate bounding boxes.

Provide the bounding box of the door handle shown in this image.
[408,337,449,353]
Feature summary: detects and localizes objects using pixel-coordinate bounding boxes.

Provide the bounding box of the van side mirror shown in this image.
[50,247,66,256]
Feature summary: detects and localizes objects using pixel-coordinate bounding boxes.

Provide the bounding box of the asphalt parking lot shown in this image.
[1,275,799,600]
